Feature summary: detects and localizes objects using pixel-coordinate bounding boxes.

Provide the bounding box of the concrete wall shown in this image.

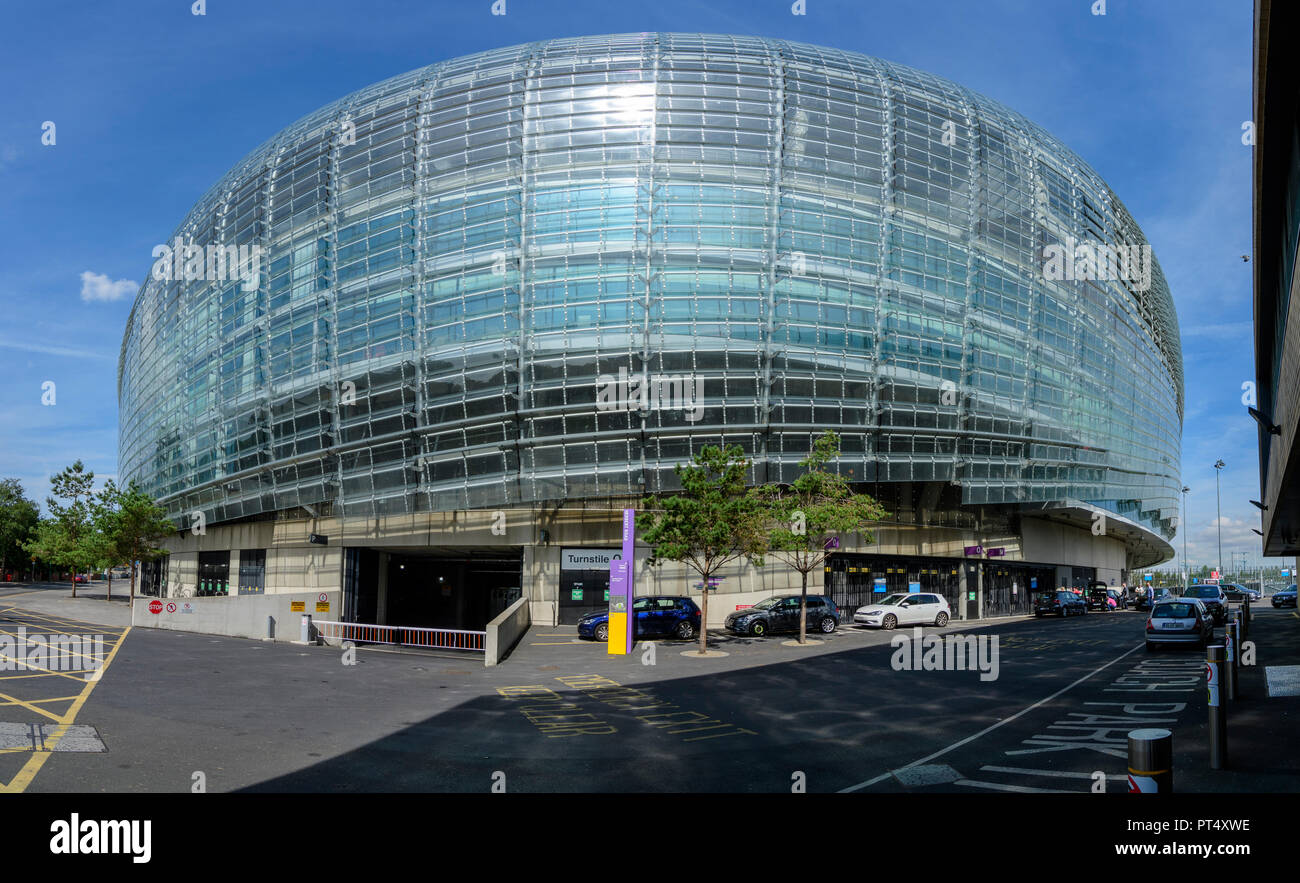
[152,502,1141,633]
[132,591,341,642]
[484,596,530,667]
[1021,517,1126,584]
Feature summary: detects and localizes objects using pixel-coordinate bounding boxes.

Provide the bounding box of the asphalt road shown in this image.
[2,587,1297,793]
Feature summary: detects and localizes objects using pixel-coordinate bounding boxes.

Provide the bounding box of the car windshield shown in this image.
[875,594,908,606]
[753,597,783,610]
[1153,603,1197,618]
[1186,587,1217,598]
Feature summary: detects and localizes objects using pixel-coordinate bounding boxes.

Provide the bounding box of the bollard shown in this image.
[300,613,312,643]
[1225,614,1238,701]
[1241,597,1250,640]
[267,615,275,640]
[1207,645,1228,770]
[1127,728,1173,793]
[1230,617,1242,697]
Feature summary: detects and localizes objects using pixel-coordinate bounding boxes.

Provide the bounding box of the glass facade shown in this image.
[118,34,1182,541]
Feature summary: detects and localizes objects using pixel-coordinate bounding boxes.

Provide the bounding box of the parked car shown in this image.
[72,574,88,585]
[1145,598,1214,651]
[577,596,701,642]
[1085,586,1112,611]
[852,592,950,630]
[1273,585,1298,608]
[726,594,841,636]
[1181,584,1228,625]
[1134,588,1173,612]
[1034,590,1086,617]
[1221,583,1260,602]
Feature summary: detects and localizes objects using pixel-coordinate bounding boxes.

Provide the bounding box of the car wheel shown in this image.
[675,620,696,640]
[819,616,836,634]
[750,621,767,637]
[594,623,609,642]
[935,611,949,627]
[882,614,897,630]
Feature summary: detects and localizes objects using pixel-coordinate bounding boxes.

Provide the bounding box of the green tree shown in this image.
[637,444,767,656]
[0,479,40,580]
[94,479,174,603]
[24,461,97,597]
[753,431,887,643]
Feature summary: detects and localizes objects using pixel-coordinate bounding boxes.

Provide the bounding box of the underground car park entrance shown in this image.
[341,547,523,634]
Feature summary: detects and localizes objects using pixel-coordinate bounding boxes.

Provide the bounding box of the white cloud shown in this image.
[0,339,115,360]
[79,270,136,303]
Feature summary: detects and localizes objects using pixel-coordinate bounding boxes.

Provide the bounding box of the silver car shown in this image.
[1145,598,1213,651]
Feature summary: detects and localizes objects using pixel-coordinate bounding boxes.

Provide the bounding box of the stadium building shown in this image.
[118,34,1182,639]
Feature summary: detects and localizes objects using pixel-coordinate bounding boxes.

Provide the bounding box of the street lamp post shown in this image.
[1181,485,1190,591]
[1214,460,1225,578]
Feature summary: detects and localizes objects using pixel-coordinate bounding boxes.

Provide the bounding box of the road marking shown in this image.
[0,608,125,633]
[980,764,1127,781]
[0,625,131,793]
[953,778,1072,793]
[838,641,1143,792]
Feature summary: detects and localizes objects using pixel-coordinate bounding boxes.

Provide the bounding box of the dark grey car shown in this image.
[1181,585,1227,625]
[724,595,840,637]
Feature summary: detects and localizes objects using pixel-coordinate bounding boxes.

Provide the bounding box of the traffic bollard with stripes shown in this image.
[1127,728,1173,793]
[1207,645,1228,770]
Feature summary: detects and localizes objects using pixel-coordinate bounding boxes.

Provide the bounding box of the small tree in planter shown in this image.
[637,444,767,655]
[753,431,887,644]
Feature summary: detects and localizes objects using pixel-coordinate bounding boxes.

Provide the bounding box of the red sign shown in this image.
[165,602,177,613]
[148,600,163,614]
[318,593,328,603]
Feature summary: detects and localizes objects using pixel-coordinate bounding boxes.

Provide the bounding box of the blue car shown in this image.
[1273,585,1297,608]
[577,596,702,641]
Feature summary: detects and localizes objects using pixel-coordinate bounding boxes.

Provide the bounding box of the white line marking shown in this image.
[837,641,1143,792]
[953,778,1073,793]
[980,764,1127,781]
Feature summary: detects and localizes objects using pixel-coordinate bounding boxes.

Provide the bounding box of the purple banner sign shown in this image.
[964,545,984,556]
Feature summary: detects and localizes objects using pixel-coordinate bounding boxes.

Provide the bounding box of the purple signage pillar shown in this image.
[607,508,636,655]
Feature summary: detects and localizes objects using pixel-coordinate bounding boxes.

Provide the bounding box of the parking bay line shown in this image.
[837,641,1143,793]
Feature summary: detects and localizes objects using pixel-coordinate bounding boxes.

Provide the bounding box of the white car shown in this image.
[854,592,951,629]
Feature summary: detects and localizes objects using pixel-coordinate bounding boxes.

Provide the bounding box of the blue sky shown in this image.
[0,0,1270,574]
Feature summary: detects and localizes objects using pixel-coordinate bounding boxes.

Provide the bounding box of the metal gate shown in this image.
[984,563,1054,617]
[826,555,962,617]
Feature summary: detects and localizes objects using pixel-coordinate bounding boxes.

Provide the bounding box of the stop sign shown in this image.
[148,599,163,614]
